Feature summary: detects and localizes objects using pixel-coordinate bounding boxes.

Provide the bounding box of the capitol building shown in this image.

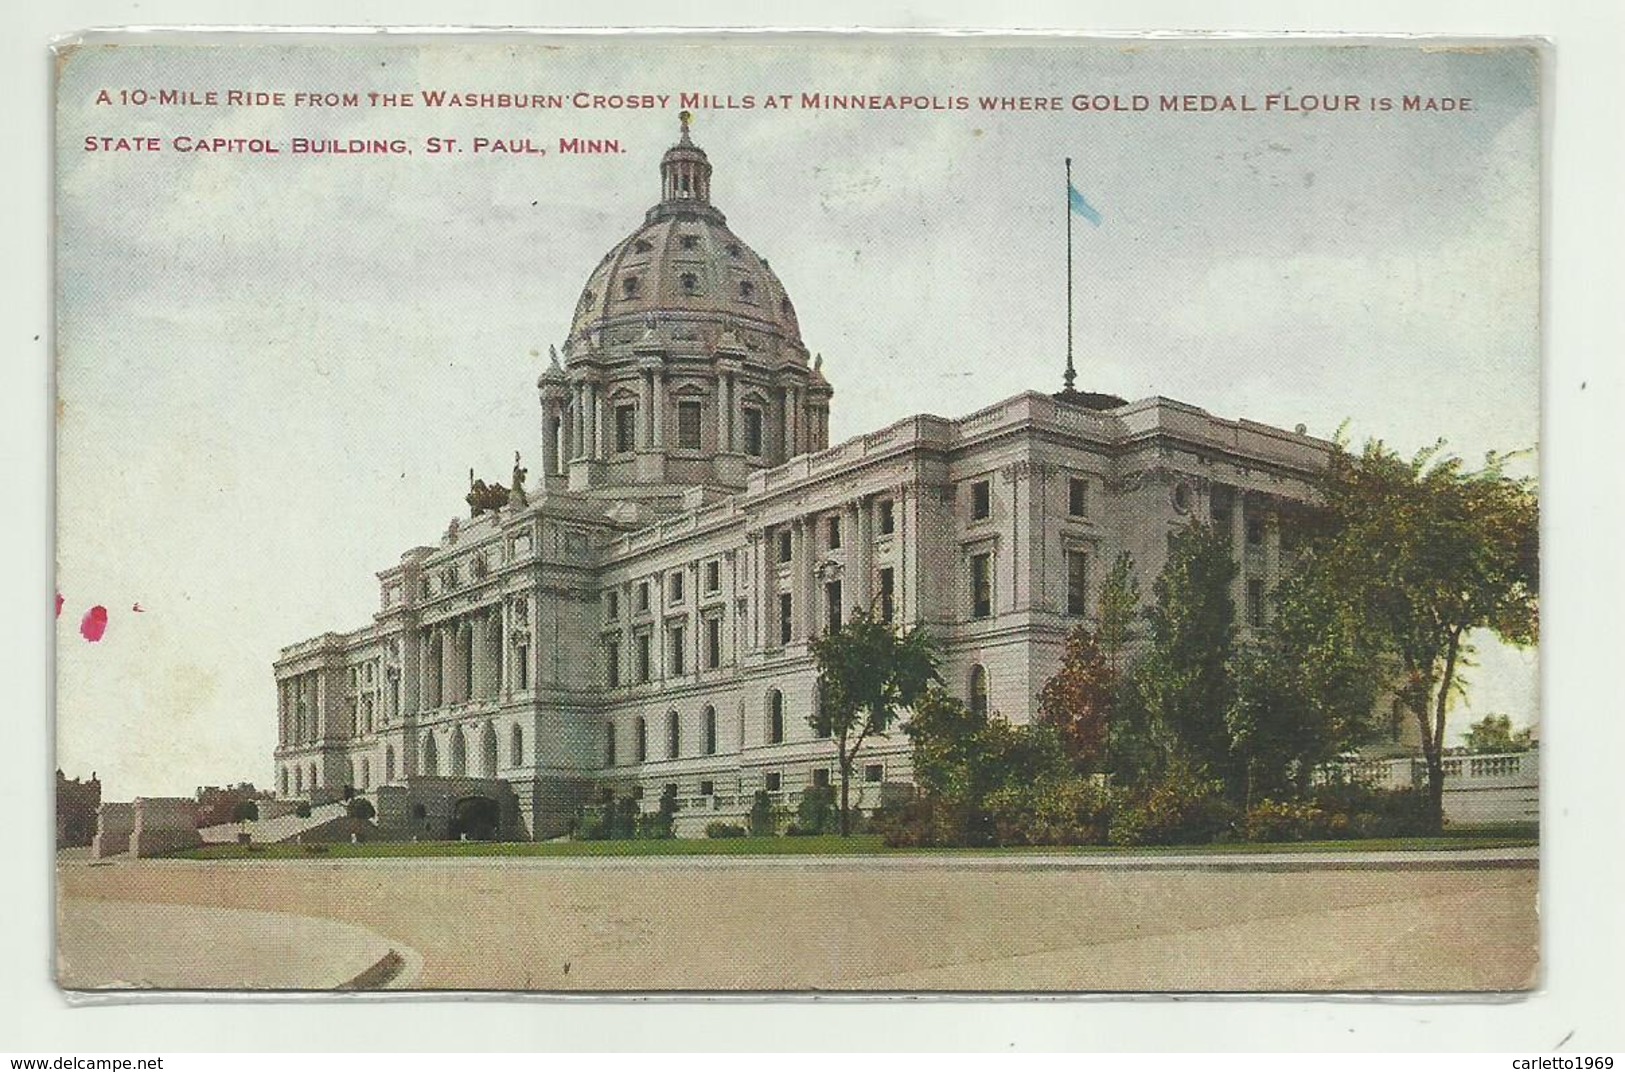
[272,118,1332,840]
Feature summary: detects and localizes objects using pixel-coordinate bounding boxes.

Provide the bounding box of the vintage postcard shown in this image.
[53,33,1541,993]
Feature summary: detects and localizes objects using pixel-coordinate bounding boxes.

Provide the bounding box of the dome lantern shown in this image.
[657,111,713,213]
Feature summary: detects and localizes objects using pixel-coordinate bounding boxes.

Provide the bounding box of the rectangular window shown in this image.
[1247,578,1266,628]
[605,641,620,688]
[670,624,686,676]
[705,616,722,670]
[1069,476,1089,517]
[827,515,842,549]
[743,407,764,456]
[878,567,895,623]
[605,726,617,767]
[515,645,529,690]
[865,764,884,784]
[704,560,721,593]
[677,400,703,450]
[778,530,793,563]
[878,499,895,535]
[1066,549,1090,616]
[615,404,637,453]
[765,771,782,792]
[670,571,684,604]
[970,552,993,619]
[637,582,651,613]
[1247,515,1266,547]
[825,580,843,633]
[604,590,619,621]
[779,593,793,646]
[699,780,714,797]
[812,768,831,789]
[636,633,651,683]
[971,480,991,521]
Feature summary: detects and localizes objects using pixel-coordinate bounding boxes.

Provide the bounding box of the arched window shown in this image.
[422,731,439,776]
[480,723,498,778]
[605,723,617,767]
[280,768,289,796]
[968,664,989,718]
[667,709,681,758]
[703,705,717,756]
[635,717,648,762]
[310,764,319,791]
[385,744,396,783]
[294,766,303,794]
[360,757,371,790]
[813,681,831,738]
[511,724,524,767]
[451,726,468,777]
[767,689,785,744]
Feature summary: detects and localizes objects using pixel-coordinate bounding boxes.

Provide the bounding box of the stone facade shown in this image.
[274,121,1368,839]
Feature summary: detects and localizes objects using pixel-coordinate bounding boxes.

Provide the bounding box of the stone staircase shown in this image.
[198,801,349,845]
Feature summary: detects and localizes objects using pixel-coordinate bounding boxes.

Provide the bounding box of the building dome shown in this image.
[565,114,806,365]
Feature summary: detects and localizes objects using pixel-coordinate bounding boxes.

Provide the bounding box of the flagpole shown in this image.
[1064,157,1076,393]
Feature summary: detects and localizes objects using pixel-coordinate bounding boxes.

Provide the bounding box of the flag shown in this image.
[1068,182,1102,226]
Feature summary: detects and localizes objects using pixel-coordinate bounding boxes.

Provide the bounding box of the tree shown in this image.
[1464,713,1533,754]
[1036,625,1115,772]
[1226,556,1387,802]
[1133,522,1241,794]
[232,799,259,826]
[1306,441,1539,828]
[810,608,942,835]
[1096,551,1141,677]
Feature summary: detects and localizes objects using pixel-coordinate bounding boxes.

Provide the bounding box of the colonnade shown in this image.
[538,369,829,477]
[420,607,507,712]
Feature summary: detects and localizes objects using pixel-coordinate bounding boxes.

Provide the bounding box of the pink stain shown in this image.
[80,605,108,642]
[56,592,64,618]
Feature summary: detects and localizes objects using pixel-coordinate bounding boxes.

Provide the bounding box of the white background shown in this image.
[4,0,1622,1055]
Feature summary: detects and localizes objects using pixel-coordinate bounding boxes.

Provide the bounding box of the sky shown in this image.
[52,38,1542,799]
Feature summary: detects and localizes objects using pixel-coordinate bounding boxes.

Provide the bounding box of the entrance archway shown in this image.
[450,796,501,841]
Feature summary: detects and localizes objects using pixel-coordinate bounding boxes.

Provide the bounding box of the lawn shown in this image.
[173,829,1536,861]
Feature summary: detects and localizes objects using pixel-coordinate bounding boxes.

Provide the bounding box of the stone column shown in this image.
[419,629,433,711]
[591,383,605,459]
[1230,488,1247,615]
[850,498,873,614]
[788,387,801,457]
[498,603,510,698]
[641,371,655,448]
[652,373,666,448]
[724,373,736,452]
[715,379,728,450]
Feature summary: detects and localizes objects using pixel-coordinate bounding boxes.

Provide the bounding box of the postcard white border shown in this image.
[8,0,1623,1053]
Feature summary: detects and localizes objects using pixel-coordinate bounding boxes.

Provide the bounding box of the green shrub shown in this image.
[747,790,776,837]
[870,796,995,848]
[346,797,376,821]
[577,806,610,841]
[1244,798,1329,842]
[1310,783,1433,839]
[1109,764,1238,846]
[986,777,1115,847]
[705,822,747,839]
[796,785,836,836]
[294,802,312,819]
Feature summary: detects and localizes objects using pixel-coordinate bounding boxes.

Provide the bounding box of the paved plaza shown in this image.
[56,851,1538,993]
